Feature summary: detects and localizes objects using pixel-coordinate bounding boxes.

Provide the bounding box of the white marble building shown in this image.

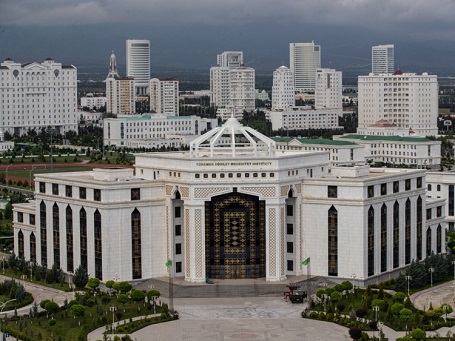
[13,118,445,286]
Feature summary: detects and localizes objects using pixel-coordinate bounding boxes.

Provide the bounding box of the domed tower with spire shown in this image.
[106,50,119,79]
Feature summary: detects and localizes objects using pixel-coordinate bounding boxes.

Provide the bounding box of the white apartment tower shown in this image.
[272,66,295,111]
[126,39,150,96]
[358,71,438,136]
[372,44,394,75]
[150,78,179,115]
[210,51,255,112]
[106,52,135,115]
[289,42,321,92]
[315,68,342,109]
[230,67,255,112]
[0,57,78,136]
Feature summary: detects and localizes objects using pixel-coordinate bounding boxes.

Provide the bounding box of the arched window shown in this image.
[437,224,442,253]
[381,204,387,272]
[66,205,73,272]
[405,199,411,264]
[80,208,87,270]
[94,210,102,280]
[328,206,338,276]
[40,201,47,266]
[18,230,24,259]
[53,203,60,268]
[416,196,422,260]
[393,201,399,268]
[426,227,432,257]
[30,233,36,262]
[132,209,142,279]
[368,206,375,276]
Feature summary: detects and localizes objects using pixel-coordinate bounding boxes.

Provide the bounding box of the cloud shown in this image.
[1,0,455,39]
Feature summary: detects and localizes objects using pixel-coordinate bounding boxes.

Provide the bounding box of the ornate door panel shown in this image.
[205,192,266,279]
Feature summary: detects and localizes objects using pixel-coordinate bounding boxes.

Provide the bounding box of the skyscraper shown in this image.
[106,51,135,115]
[315,68,342,110]
[150,78,179,115]
[126,39,150,96]
[272,66,294,111]
[289,42,321,92]
[372,44,394,74]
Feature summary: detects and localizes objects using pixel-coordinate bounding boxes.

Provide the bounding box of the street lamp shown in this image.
[2,256,4,275]
[29,263,33,282]
[0,299,17,333]
[425,295,433,311]
[405,275,412,296]
[373,305,379,321]
[351,274,357,290]
[429,267,435,287]
[110,306,116,339]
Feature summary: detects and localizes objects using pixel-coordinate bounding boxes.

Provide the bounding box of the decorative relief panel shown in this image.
[185,209,190,278]
[295,183,302,194]
[280,185,290,197]
[241,187,276,198]
[180,187,190,198]
[166,185,173,196]
[195,209,203,278]
[281,207,285,277]
[269,208,276,277]
[194,187,230,199]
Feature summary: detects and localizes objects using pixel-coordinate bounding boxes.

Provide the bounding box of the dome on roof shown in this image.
[190,116,276,158]
[393,69,403,75]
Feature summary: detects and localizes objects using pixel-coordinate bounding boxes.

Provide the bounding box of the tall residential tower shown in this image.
[289,42,321,92]
[126,39,150,96]
[372,44,394,75]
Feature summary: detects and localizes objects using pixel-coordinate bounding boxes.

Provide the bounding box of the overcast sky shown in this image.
[1,0,455,76]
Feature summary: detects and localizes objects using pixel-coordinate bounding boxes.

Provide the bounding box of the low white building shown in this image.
[333,134,441,169]
[268,107,344,131]
[104,113,217,149]
[426,171,455,231]
[13,117,445,286]
[80,95,106,110]
[273,137,365,166]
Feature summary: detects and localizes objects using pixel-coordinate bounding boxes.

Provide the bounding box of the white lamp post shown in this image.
[429,267,435,287]
[405,275,412,296]
[110,306,116,339]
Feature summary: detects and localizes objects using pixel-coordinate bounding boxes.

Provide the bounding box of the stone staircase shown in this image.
[135,276,330,299]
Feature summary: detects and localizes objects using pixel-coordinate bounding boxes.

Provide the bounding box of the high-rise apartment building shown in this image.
[315,68,342,109]
[150,78,179,115]
[0,57,78,136]
[210,51,255,112]
[358,71,438,136]
[289,42,321,92]
[372,44,394,74]
[106,52,135,115]
[126,39,150,96]
[272,66,295,111]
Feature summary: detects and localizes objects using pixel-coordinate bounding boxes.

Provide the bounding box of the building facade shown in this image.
[358,71,439,136]
[106,52,135,115]
[289,42,321,92]
[229,66,255,112]
[268,107,344,131]
[80,95,106,110]
[14,118,445,286]
[272,66,294,111]
[0,58,78,136]
[372,44,394,75]
[150,78,179,115]
[103,113,217,148]
[126,39,150,96]
[315,68,342,110]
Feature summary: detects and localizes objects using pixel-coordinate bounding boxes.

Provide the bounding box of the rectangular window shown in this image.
[175,225,181,236]
[393,181,399,193]
[437,206,442,217]
[287,260,294,271]
[176,261,182,273]
[94,189,101,201]
[65,185,72,197]
[287,242,293,253]
[39,182,45,193]
[286,205,294,216]
[367,185,374,198]
[131,188,140,201]
[17,212,23,223]
[29,214,35,225]
[427,209,432,220]
[328,186,337,198]
[428,184,432,191]
[381,183,387,196]
[417,177,422,188]
[52,183,59,195]
[79,187,86,199]
[175,243,182,255]
[405,179,411,191]
[175,206,181,218]
[287,224,294,235]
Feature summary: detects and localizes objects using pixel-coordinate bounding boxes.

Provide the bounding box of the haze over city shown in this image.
[2,0,455,82]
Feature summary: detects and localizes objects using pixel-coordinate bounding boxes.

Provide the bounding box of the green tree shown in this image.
[410,328,425,340]
[391,303,404,316]
[130,289,145,303]
[44,301,59,315]
[348,327,362,340]
[87,277,100,292]
[71,304,85,318]
[73,265,89,289]
[117,294,128,306]
[330,291,342,303]
[113,281,132,294]
[147,289,160,303]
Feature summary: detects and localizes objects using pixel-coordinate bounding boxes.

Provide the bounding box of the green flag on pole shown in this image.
[301,257,310,266]
[165,260,172,267]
